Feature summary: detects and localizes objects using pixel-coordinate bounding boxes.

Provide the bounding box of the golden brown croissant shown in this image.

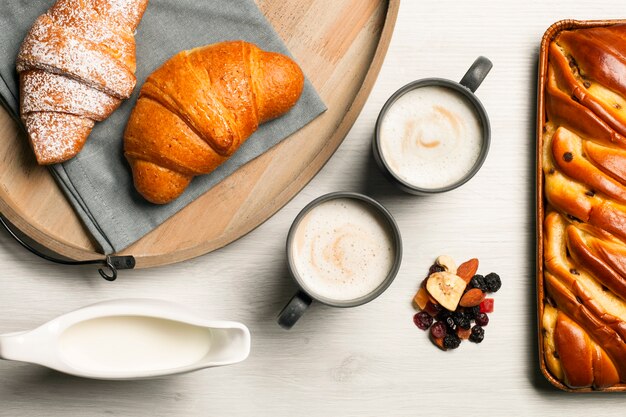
[123,40,305,204]
[541,23,626,390]
[17,0,148,164]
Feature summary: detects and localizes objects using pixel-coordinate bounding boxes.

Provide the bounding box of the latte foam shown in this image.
[379,85,483,189]
[292,198,395,301]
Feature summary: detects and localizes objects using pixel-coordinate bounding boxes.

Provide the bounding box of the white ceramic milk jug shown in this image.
[0,299,250,380]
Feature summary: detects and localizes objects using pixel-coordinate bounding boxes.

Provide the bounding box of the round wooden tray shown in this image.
[0,0,399,269]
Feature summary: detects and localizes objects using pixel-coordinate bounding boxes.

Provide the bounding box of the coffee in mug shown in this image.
[291,197,395,301]
[278,192,402,329]
[373,56,493,194]
[378,85,483,189]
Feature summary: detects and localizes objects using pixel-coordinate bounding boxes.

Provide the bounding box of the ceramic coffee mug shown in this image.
[373,56,493,195]
[277,192,402,329]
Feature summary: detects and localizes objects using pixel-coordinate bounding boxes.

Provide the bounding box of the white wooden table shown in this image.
[2,1,626,415]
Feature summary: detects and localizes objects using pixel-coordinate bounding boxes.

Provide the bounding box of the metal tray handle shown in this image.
[0,214,134,281]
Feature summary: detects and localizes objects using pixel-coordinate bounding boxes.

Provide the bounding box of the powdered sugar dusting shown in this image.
[24,112,94,164]
[48,0,136,70]
[93,0,149,31]
[50,1,121,46]
[16,0,148,164]
[18,15,135,98]
[21,70,120,121]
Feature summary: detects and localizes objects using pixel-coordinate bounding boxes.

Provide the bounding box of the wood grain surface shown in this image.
[0,0,399,267]
[2,1,626,416]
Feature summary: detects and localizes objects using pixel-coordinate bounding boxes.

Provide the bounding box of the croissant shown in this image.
[16,0,148,165]
[541,24,626,389]
[123,40,304,204]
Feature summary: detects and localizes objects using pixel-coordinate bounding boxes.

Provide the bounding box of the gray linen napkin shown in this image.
[0,0,326,254]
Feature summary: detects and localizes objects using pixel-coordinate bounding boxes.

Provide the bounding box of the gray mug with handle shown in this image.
[277,192,403,329]
[372,56,493,195]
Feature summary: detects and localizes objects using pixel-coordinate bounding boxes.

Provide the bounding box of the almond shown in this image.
[459,288,486,307]
[413,288,429,310]
[457,258,479,283]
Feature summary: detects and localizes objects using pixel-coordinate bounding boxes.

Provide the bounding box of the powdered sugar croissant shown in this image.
[124,41,304,204]
[17,0,148,165]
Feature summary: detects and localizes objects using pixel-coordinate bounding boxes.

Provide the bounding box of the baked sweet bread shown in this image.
[541,23,626,390]
[123,40,304,204]
[17,0,148,164]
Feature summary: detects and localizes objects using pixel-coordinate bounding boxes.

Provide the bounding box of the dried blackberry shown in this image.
[470,274,487,292]
[452,311,471,330]
[484,273,502,293]
[469,325,485,343]
[443,333,461,349]
[458,317,471,330]
[464,305,480,320]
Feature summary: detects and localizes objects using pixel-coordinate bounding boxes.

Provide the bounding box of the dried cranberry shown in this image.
[430,321,447,339]
[413,311,433,330]
[475,312,489,326]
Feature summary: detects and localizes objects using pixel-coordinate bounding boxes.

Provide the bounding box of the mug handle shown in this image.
[459,56,493,93]
[277,291,313,329]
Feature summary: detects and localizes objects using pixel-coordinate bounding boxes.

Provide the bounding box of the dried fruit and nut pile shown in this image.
[412,255,501,350]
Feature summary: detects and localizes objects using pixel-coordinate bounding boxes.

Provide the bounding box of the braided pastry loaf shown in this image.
[17,0,148,165]
[123,41,305,204]
[541,23,626,390]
